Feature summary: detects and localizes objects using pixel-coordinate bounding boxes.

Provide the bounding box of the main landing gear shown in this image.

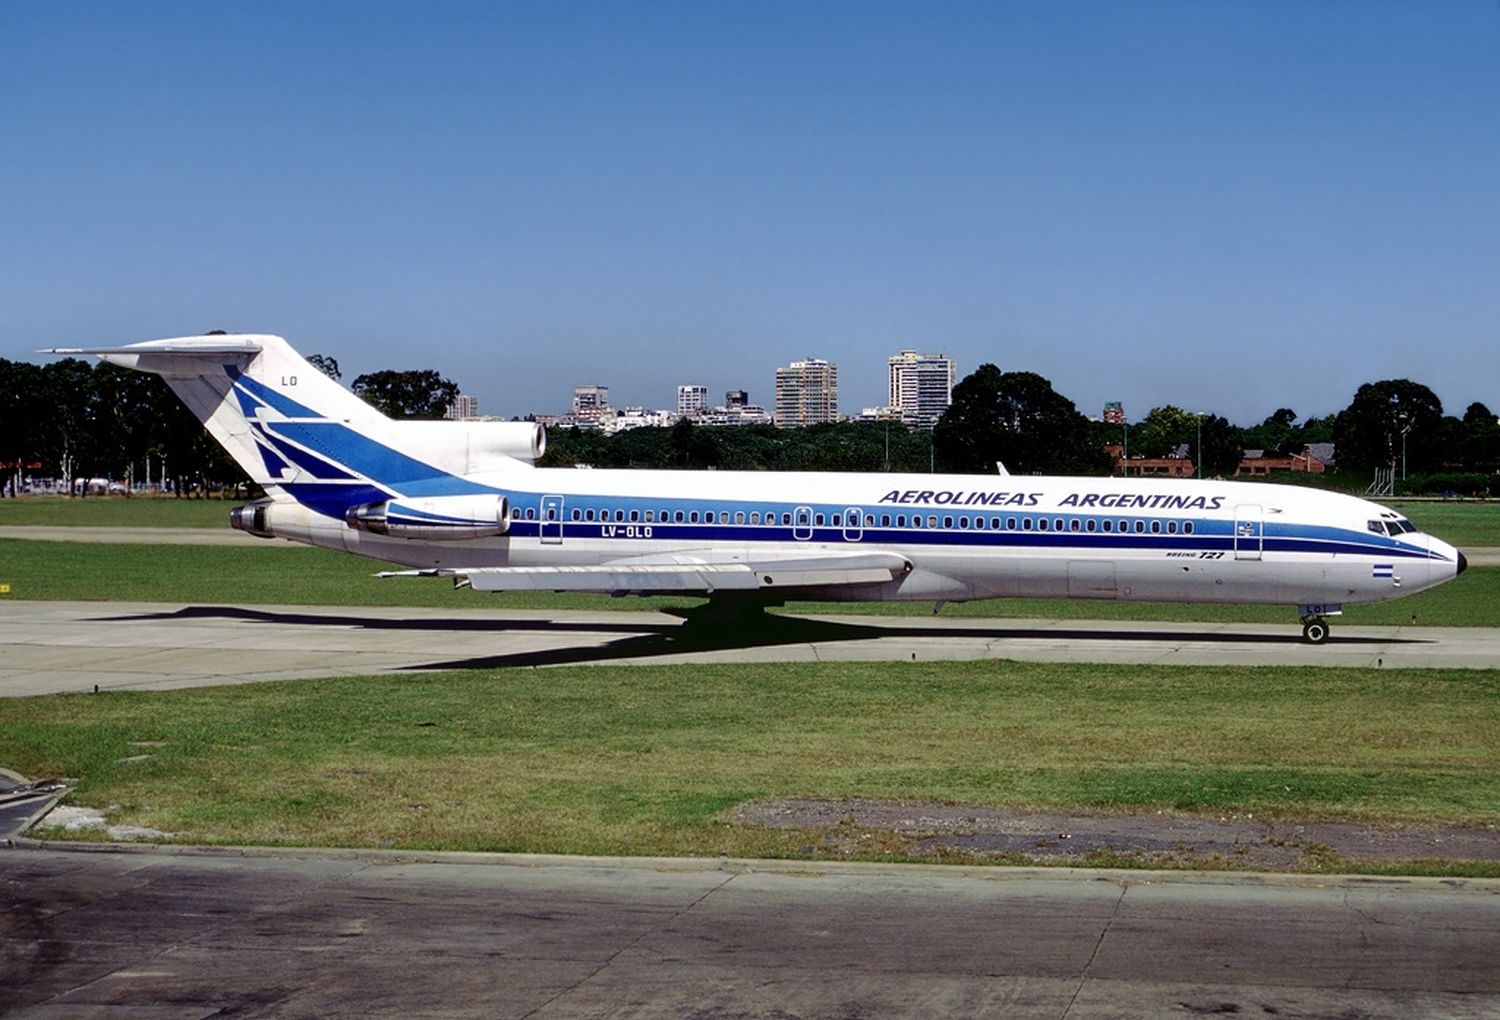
[1298,604,1341,644]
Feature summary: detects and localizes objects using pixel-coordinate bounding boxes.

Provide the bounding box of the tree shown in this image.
[933,366,1109,475]
[351,369,460,420]
[307,354,342,381]
[1460,402,1500,474]
[1132,406,1199,459]
[1240,408,1300,457]
[0,359,48,493]
[1334,380,1444,476]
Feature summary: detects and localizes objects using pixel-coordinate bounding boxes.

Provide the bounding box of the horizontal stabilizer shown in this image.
[379,551,912,595]
[40,336,265,357]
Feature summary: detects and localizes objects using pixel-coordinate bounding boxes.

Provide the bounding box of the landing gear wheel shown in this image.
[1301,617,1329,644]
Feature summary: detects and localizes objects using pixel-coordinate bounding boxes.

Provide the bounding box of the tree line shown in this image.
[3,354,1497,497]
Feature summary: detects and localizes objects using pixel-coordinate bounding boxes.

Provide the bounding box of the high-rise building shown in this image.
[887,349,955,430]
[445,393,479,420]
[774,358,839,428]
[725,389,748,408]
[677,384,708,417]
[572,385,610,421]
[1102,401,1125,425]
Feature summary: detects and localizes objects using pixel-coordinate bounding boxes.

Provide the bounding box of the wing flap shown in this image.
[379,551,911,595]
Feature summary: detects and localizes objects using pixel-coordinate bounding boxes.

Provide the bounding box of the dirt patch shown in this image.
[725,798,1500,871]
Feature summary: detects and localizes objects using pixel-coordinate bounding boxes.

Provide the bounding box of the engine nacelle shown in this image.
[387,420,546,472]
[345,494,510,541]
[230,499,277,539]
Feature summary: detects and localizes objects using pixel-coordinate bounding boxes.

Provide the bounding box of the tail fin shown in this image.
[45,335,390,496]
[45,334,541,522]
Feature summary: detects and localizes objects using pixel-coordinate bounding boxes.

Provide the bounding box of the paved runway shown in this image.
[3,843,1498,1018]
[3,598,1500,696]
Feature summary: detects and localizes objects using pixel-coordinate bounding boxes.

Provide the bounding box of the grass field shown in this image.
[4,660,1498,873]
[5,494,1499,875]
[2,538,1495,627]
[3,494,1498,545]
[0,495,232,528]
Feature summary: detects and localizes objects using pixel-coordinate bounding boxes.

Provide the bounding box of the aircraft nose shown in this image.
[1457,550,1468,576]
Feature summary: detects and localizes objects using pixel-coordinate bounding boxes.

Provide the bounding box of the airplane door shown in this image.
[793,506,813,541]
[1234,504,1263,561]
[540,494,564,545]
[843,507,863,542]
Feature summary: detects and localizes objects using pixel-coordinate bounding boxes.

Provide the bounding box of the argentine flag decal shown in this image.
[1372,563,1395,578]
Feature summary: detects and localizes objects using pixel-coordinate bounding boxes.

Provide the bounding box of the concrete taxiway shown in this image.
[3,843,1499,1018]
[3,599,1500,696]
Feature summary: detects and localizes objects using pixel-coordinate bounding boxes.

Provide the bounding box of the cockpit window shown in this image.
[1392,518,1419,535]
[1367,520,1387,536]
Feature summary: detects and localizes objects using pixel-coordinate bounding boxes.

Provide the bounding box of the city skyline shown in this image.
[4,4,1496,427]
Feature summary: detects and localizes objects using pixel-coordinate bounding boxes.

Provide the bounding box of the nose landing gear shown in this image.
[1300,616,1330,644]
[1298,603,1340,644]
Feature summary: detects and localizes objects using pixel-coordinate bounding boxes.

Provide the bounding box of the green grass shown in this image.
[0,495,232,528]
[3,661,1497,865]
[1386,500,1500,548]
[2,538,1495,627]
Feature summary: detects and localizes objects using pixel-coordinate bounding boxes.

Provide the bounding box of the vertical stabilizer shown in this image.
[45,334,391,494]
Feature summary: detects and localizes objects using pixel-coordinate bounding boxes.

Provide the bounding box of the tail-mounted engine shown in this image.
[344,494,510,541]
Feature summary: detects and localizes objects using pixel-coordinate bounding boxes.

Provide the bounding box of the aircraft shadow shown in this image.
[96,605,1426,671]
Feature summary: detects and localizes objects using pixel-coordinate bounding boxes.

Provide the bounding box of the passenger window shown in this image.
[927,516,937,528]
[781,512,791,525]
[675,510,685,523]
[1055,519,1064,531]
[1069,519,1080,532]
[832,514,842,527]
[749,512,759,524]
[944,516,954,528]
[958,516,968,529]
[511,507,521,519]
[1022,517,1032,531]
[1007,517,1016,530]
[585,509,595,522]
[1102,519,1112,533]
[816,513,825,526]
[615,510,625,522]
[1151,520,1161,534]
[1184,521,1194,534]
[571,509,581,521]
[1134,520,1144,533]
[897,514,907,527]
[690,511,699,523]
[736,511,746,524]
[630,510,640,523]
[1086,519,1096,533]
[1119,519,1128,533]
[1167,521,1177,534]
[881,514,891,527]
[911,515,921,529]
[525,507,535,520]
[1038,518,1049,531]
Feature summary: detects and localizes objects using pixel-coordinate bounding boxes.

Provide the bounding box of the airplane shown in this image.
[46,333,1466,644]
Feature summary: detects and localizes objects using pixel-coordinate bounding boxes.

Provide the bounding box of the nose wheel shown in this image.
[1300,616,1330,644]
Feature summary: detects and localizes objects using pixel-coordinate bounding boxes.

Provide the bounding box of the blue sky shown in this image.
[3,1,1497,426]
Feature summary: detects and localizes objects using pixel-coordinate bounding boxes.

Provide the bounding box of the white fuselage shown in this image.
[261,466,1462,609]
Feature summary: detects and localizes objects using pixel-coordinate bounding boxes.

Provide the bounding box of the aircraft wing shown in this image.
[378,550,912,595]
